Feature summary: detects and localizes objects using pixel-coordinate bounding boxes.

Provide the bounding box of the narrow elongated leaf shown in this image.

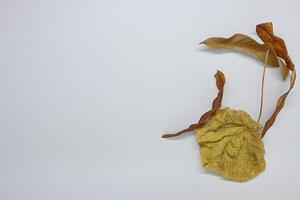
[161,70,225,138]
[201,33,288,79]
[256,22,294,70]
[256,22,296,137]
[262,70,296,137]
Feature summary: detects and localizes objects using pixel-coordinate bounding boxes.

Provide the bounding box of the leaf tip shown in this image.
[282,74,288,81]
[161,134,170,138]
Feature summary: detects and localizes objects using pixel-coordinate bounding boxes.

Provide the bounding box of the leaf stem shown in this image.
[258,49,269,122]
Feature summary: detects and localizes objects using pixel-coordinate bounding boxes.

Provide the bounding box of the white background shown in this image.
[0,0,299,199]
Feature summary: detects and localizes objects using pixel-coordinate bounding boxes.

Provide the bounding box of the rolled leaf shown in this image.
[256,22,294,70]
[161,70,225,138]
[261,70,296,137]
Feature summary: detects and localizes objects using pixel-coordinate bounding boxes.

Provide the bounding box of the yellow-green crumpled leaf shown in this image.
[196,108,265,182]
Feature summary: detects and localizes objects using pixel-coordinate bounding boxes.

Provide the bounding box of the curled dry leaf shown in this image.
[256,22,295,70]
[197,108,265,182]
[256,22,296,137]
[161,70,225,138]
[201,33,288,79]
[262,70,296,137]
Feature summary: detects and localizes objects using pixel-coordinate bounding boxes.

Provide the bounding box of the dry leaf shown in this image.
[256,22,296,137]
[262,70,296,137]
[162,70,225,138]
[256,22,294,70]
[196,108,265,182]
[201,33,288,79]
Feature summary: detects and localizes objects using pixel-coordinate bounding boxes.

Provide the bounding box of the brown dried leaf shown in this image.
[161,70,225,138]
[201,34,288,79]
[262,70,296,137]
[256,22,294,70]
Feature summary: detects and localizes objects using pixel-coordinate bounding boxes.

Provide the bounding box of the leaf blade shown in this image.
[201,33,289,79]
[197,108,265,182]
